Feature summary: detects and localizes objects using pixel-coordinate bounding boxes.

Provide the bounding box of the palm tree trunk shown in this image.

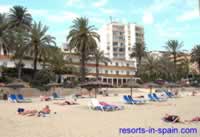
[174,54,177,81]
[96,59,99,80]
[33,47,38,78]
[80,52,86,82]
[18,59,22,79]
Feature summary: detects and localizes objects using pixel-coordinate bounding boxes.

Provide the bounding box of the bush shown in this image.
[31,69,56,90]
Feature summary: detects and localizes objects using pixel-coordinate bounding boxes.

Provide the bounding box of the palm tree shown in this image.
[67,17,100,82]
[8,5,32,30]
[29,21,56,77]
[91,49,111,80]
[191,45,200,72]
[140,54,160,81]
[130,42,146,75]
[0,13,9,55]
[164,40,183,80]
[11,30,30,79]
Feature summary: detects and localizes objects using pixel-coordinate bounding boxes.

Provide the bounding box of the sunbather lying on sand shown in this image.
[163,114,200,123]
[185,116,200,122]
[99,101,124,110]
[38,105,51,117]
[54,100,77,105]
[163,114,182,123]
[17,108,37,116]
[40,95,51,101]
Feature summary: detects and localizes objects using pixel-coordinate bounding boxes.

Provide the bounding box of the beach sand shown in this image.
[0,93,200,137]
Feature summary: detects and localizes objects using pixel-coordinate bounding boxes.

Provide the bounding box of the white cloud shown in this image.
[0,5,11,13]
[93,0,108,8]
[177,9,199,21]
[29,9,49,16]
[66,0,81,6]
[142,12,154,24]
[47,11,79,23]
[100,8,120,15]
[154,22,183,39]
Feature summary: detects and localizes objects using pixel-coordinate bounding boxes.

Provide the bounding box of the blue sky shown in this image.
[0,0,200,51]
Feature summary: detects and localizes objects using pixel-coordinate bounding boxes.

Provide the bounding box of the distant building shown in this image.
[98,22,144,60]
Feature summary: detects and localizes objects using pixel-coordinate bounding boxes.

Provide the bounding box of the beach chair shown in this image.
[164,90,175,98]
[90,98,113,111]
[122,95,133,104]
[52,92,65,100]
[8,94,23,103]
[17,94,32,103]
[147,93,157,101]
[127,95,146,104]
[152,93,167,101]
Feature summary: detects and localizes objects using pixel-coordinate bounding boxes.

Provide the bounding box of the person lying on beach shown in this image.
[38,105,51,117]
[163,114,182,123]
[99,101,124,110]
[53,100,77,105]
[40,95,51,101]
[17,108,38,116]
[185,117,200,123]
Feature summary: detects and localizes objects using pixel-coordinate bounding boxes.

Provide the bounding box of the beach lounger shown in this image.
[152,93,167,101]
[89,98,114,111]
[164,90,175,98]
[147,93,157,101]
[99,101,124,110]
[8,94,23,103]
[123,95,133,104]
[52,92,65,100]
[17,94,32,103]
[127,95,146,104]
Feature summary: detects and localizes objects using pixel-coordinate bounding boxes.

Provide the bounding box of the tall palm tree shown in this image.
[11,30,30,79]
[164,40,183,80]
[140,54,160,81]
[91,49,111,80]
[67,17,100,82]
[8,5,32,30]
[0,13,9,54]
[130,42,146,75]
[191,45,200,72]
[29,21,56,77]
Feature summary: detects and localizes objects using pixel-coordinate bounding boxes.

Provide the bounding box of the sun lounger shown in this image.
[127,95,146,104]
[164,90,175,98]
[123,95,133,104]
[152,93,167,101]
[52,92,65,100]
[99,101,124,110]
[89,98,114,111]
[8,94,23,103]
[147,93,157,101]
[17,94,32,103]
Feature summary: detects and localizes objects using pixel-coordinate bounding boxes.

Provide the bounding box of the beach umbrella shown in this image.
[125,80,142,97]
[164,82,180,88]
[143,82,160,93]
[5,80,29,89]
[79,80,112,98]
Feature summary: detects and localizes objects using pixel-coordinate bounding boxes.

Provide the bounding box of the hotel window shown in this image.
[107,46,110,50]
[105,70,108,74]
[116,62,119,66]
[105,62,108,66]
[116,71,119,75]
[113,42,118,46]
[127,63,129,67]
[126,71,130,75]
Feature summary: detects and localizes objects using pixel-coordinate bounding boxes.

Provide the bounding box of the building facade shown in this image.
[98,22,144,60]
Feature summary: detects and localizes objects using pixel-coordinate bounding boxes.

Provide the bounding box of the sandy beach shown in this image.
[0,92,200,137]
